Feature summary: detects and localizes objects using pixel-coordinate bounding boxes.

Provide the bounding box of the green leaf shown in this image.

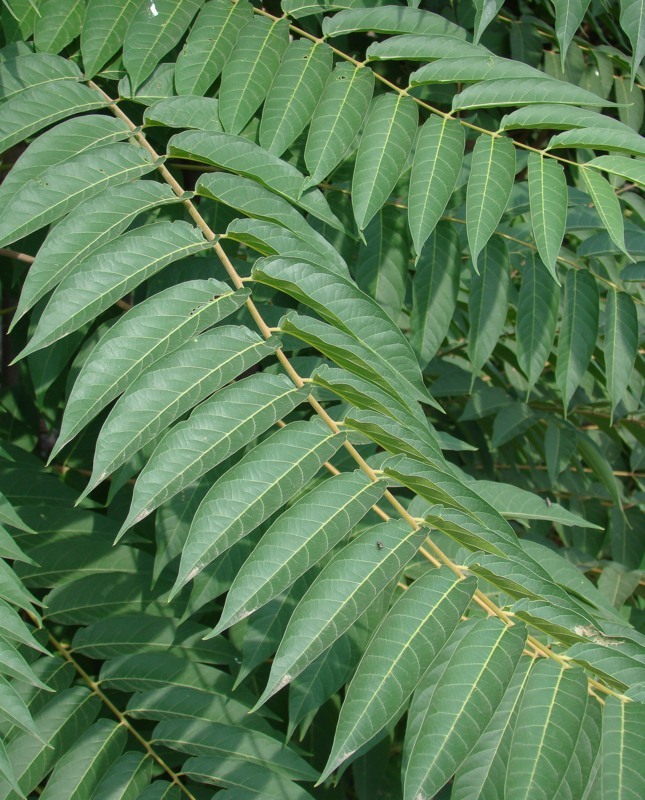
[39,719,126,800]
[410,221,461,366]
[181,755,317,799]
[351,93,418,233]
[556,269,599,413]
[464,551,595,619]
[254,521,426,708]
[505,660,589,800]
[121,373,307,531]
[218,16,289,135]
[174,0,252,96]
[453,77,611,110]
[197,173,347,273]
[581,167,630,257]
[517,254,561,392]
[53,278,247,456]
[0,81,107,155]
[0,115,134,222]
[545,420,578,483]
[0,143,156,248]
[366,34,486,62]
[168,130,346,233]
[144,97,223,130]
[451,657,533,800]
[0,676,40,738]
[0,688,100,800]
[214,471,387,634]
[620,0,645,83]
[382,454,523,554]
[320,568,477,780]
[33,0,84,55]
[528,153,567,280]
[13,180,181,326]
[472,479,602,527]
[0,52,81,101]
[86,327,280,497]
[404,618,527,800]
[259,40,333,157]
[553,0,592,66]
[468,237,510,373]
[473,0,505,44]
[407,116,464,257]
[577,435,624,512]
[466,134,515,270]
[355,205,408,320]
[509,599,595,646]
[252,255,434,408]
[604,289,638,421]
[311,364,429,429]
[344,408,443,464]
[18,220,213,359]
[81,0,141,77]
[151,719,318,782]
[567,639,645,691]
[587,155,645,187]
[172,419,345,593]
[410,55,542,84]
[500,103,630,132]
[550,127,645,157]
[123,0,203,91]
[303,63,374,191]
[91,752,152,800]
[322,7,467,38]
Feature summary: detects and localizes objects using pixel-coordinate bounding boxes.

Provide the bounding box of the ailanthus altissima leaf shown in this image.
[13,180,181,325]
[123,0,203,91]
[81,0,142,77]
[259,40,333,157]
[121,373,307,532]
[581,167,630,258]
[453,77,611,110]
[505,660,590,800]
[556,269,599,413]
[0,143,156,248]
[213,471,387,635]
[322,7,467,39]
[604,289,638,421]
[528,153,567,281]
[468,237,510,375]
[254,521,426,708]
[620,0,645,83]
[252,255,435,408]
[0,81,107,155]
[174,0,252,96]
[410,222,461,366]
[466,135,515,270]
[407,116,464,257]
[33,0,84,56]
[17,220,214,359]
[0,52,81,102]
[172,419,346,594]
[351,93,418,234]
[553,0,592,66]
[218,16,289,135]
[168,130,345,233]
[85,327,281,498]
[303,63,374,191]
[320,568,477,781]
[404,618,527,800]
[517,254,561,392]
[52,279,248,458]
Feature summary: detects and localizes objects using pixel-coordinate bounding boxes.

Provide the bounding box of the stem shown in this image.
[89,83,627,702]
